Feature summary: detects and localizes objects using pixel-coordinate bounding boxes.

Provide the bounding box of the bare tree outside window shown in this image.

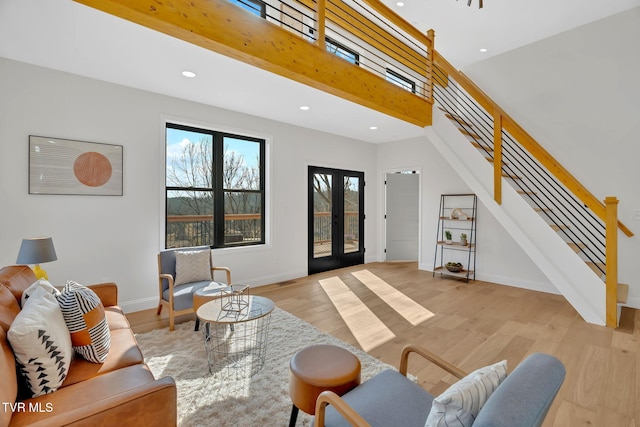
[165,124,264,248]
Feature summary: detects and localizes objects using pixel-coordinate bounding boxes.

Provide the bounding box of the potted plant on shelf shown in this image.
[444,230,452,244]
[460,233,468,246]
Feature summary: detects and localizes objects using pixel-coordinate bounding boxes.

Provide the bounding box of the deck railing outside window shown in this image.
[167,212,358,249]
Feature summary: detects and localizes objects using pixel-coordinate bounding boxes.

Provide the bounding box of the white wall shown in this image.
[376,137,554,293]
[462,7,640,306]
[3,6,636,314]
[0,57,378,312]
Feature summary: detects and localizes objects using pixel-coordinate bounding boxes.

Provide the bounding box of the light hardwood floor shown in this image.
[127,262,640,427]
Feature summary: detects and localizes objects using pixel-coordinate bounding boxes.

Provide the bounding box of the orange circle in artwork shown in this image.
[74,152,113,187]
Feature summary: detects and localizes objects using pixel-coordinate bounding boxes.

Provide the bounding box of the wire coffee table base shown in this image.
[198,295,275,378]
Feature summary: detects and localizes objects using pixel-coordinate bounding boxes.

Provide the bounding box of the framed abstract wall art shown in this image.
[29,136,123,196]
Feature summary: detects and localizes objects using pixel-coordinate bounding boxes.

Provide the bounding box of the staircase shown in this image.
[426,64,631,326]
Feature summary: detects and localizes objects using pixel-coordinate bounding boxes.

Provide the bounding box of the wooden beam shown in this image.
[493,112,502,205]
[74,0,432,127]
[605,196,619,328]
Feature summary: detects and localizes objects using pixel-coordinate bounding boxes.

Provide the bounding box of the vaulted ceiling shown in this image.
[1,0,638,143]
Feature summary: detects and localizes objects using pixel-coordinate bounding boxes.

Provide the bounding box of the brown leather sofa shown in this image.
[0,265,177,427]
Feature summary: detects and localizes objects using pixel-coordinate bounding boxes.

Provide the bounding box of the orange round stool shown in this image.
[288,344,361,426]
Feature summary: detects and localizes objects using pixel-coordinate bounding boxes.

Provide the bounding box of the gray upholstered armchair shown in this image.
[157,246,231,331]
[315,345,565,427]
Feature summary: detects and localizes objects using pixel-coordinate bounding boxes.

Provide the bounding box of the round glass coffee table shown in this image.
[197,295,275,378]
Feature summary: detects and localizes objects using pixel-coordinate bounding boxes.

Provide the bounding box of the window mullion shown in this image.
[213,133,225,248]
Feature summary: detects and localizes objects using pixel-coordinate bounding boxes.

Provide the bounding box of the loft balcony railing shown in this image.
[75,0,434,126]
[263,0,434,100]
[78,0,632,326]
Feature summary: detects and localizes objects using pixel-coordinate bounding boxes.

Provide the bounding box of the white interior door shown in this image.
[385,172,419,261]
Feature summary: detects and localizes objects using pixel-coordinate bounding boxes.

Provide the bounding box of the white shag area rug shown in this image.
[135,307,395,427]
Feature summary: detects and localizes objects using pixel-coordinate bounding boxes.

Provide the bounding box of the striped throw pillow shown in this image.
[58,281,111,363]
[425,360,508,427]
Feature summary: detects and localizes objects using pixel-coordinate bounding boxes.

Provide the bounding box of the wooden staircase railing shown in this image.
[431,50,633,327]
[433,51,633,239]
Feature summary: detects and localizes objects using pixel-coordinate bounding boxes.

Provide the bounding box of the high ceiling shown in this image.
[1,0,638,143]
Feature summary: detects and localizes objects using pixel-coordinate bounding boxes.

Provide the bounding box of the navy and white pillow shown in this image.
[57,281,111,363]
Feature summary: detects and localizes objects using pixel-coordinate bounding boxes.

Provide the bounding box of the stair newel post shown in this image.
[316,0,327,49]
[426,29,435,103]
[493,111,503,205]
[605,196,619,327]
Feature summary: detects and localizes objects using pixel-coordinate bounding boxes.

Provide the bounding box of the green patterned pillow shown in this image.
[58,281,111,363]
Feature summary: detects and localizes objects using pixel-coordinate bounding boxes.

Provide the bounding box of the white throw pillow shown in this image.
[21,279,60,307]
[7,286,73,397]
[174,249,212,286]
[425,360,508,427]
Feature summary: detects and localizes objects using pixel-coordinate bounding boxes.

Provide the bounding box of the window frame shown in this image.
[326,37,360,65]
[165,122,266,249]
[228,0,266,18]
[385,68,416,93]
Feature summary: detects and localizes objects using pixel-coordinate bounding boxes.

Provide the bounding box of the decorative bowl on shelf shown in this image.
[445,262,463,272]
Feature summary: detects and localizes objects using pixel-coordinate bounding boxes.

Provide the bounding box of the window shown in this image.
[386,68,416,93]
[326,38,360,65]
[165,123,265,249]
[228,0,266,18]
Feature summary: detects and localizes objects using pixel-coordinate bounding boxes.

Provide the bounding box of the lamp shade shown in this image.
[16,237,58,265]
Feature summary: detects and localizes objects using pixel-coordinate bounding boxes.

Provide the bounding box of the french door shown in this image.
[308,166,365,275]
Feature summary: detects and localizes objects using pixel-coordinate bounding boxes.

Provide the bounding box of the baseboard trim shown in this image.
[418,263,560,295]
[119,269,309,313]
[622,295,640,310]
[120,296,158,314]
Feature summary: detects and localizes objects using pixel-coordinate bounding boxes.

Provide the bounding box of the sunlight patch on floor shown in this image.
[351,269,434,326]
[319,276,395,352]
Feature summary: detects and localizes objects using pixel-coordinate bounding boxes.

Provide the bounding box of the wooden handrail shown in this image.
[433,51,633,238]
[358,0,433,50]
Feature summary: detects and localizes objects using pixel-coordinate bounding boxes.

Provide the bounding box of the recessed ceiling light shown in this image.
[479,48,488,52]
[300,106,310,111]
[181,70,196,78]
[369,126,378,130]
[396,2,405,6]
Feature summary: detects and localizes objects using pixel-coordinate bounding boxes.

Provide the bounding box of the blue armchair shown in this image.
[315,345,565,427]
[157,246,231,331]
